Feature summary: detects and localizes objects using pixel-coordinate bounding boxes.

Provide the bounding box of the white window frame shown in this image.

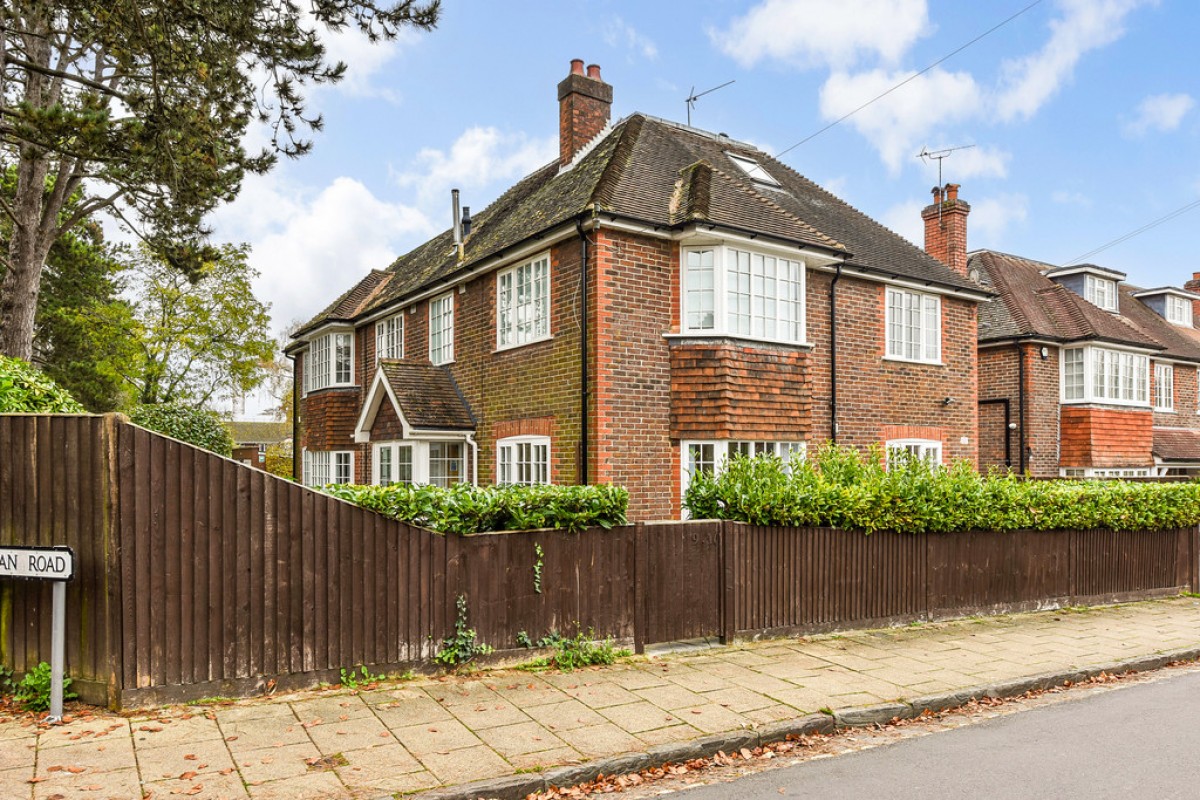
[496,435,551,485]
[1165,295,1192,327]
[885,287,941,364]
[371,439,465,487]
[1060,345,1150,407]
[376,313,404,361]
[1085,274,1117,311]
[373,442,414,486]
[303,450,354,487]
[1060,467,1151,479]
[497,254,551,350]
[680,245,806,345]
[885,439,943,468]
[429,293,455,365]
[680,440,806,504]
[304,330,354,393]
[725,152,782,187]
[1154,363,1174,411]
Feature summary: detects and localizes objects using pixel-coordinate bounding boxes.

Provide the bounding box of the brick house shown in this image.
[287,60,990,520]
[973,246,1200,477]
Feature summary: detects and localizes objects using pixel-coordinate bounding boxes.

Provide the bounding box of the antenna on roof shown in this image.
[917,144,975,187]
[686,80,735,126]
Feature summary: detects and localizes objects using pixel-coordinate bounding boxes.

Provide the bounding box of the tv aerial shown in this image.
[917,144,976,187]
[686,80,735,126]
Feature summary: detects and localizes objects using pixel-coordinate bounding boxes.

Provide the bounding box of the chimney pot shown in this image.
[931,185,943,203]
[570,59,585,76]
[946,183,960,201]
[586,63,601,80]
[558,59,613,168]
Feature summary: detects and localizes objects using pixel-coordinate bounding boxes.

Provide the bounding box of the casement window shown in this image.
[1061,345,1149,406]
[1061,467,1151,479]
[429,293,454,365]
[376,313,404,360]
[681,440,806,499]
[1154,363,1174,411]
[497,254,550,349]
[681,246,805,344]
[303,450,354,487]
[496,436,551,485]
[371,440,465,487]
[885,288,941,363]
[885,439,942,468]
[1085,274,1117,311]
[1166,295,1192,327]
[305,331,354,392]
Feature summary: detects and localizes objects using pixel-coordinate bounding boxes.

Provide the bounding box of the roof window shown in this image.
[726,153,781,187]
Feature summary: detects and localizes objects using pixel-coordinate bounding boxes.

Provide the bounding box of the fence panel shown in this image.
[927,529,1070,617]
[642,522,723,643]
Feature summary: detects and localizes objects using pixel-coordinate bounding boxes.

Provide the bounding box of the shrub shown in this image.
[324,482,628,535]
[128,403,234,456]
[12,662,76,712]
[0,355,85,413]
[684,443,1200,533]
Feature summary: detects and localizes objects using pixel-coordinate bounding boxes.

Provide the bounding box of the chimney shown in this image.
[922,183,971,278]
[558,59,612,168]
[1185,272,1200,321]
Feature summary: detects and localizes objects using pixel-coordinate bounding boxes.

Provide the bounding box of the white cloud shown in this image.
[1052,189,1091,207]
[392,126,556,207]
[996,0,1153,122]
[310,14,421,101]
[603,18,658,60]
[714,0,930,69]
[819,68,987,174]
[880,199,927,245]
[1122,92,1195,137]
[210,174,434,331]
[969,193,1030,244]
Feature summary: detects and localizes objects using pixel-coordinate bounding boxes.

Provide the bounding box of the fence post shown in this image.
[633,522,645,655]
[102,414,124,710]
[721,520,735,644]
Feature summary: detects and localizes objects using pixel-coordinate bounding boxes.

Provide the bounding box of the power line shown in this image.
[774,0,1044,160]
[1065,198,1200,265]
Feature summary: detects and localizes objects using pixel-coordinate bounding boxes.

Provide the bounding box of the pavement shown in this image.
[3,597,1200,800]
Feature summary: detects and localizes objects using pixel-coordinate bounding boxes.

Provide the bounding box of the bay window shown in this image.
[681,246,805,344]
[305,330,354,392]
[1061,345,1149,405]
[371,440,466,487]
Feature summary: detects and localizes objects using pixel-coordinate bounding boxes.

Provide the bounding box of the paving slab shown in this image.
[9,596,1200,800]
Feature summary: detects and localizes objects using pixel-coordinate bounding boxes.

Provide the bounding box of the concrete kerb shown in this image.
[407,646,1200,800]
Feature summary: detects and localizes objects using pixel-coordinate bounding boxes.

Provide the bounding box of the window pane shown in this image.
[429,442,463,487]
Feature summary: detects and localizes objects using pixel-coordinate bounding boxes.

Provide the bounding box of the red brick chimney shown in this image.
[922,183,971,277]
[1185,272,1200,320]
[558,59,612,168]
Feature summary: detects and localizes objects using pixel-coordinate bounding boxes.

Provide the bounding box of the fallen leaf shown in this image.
[67,766,86,774]
[47,765,64,773]
[179,771,198,780]
[183,754,197,761]
[219,768,233,776]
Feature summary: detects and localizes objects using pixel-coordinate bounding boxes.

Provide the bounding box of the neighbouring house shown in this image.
[227,420,291,469]
[973,248,1200,477]
[287,60,991,519]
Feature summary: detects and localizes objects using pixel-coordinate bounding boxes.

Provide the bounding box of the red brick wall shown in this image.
[921,186,970,277]
[1153,362,1200,428]
[1060,406,1153,468]
[806,272,978,465]
[300,389,359,453]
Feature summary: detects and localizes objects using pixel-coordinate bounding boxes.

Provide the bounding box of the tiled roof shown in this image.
[971,250,1171,352]
[1153,428,1200,462]
[225,421,290,445]
[379,359,474,431]
[297,114,985,333]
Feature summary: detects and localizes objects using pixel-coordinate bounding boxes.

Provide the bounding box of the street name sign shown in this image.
[0,546,74,580]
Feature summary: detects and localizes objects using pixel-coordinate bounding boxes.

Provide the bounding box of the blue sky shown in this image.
[208,0,1200,336]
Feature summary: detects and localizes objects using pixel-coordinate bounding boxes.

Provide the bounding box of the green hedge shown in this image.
[684,443,1200,533]
[128,403,234,457]
[0,355,85,413]
[324,483,628,535]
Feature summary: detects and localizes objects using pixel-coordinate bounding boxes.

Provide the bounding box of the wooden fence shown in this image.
[1,414,1197,707]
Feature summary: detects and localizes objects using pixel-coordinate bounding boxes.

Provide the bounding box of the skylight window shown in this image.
[726,153,781,187]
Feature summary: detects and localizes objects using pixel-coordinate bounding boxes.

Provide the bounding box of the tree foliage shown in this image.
[0,353,84,412]
[128,403,233,456]
[0,0,441,358]
[126,243,275,407]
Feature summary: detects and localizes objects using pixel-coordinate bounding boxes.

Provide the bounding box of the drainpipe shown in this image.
[576,218,590,484]
[466,433,478,487]
[1017,342,1027,475]
[829,260,844,443]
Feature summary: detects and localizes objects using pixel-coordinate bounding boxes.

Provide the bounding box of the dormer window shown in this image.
[1085,274,1117,311]
[726,153,781,188]
[1166,295,1192,327]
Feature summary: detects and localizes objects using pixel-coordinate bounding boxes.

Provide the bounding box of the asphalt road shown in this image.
[676,670,1200,799]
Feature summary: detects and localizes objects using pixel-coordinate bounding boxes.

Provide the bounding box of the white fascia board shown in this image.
[353,367,412,443]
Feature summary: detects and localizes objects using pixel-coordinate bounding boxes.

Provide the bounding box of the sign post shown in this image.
[0,545,75,723]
